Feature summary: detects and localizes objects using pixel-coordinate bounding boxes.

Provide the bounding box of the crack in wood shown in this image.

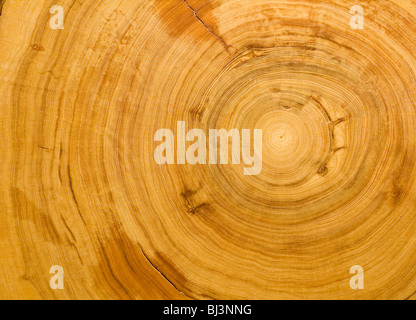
[140,247,192,298]
[0,0,5,16]
[183,0,230,52]
[310,96,348,175]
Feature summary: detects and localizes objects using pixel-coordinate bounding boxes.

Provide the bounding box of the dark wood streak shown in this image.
[405,288,416,300]
[183,0,230,53]
[140,247,192,299]
[0,0,5,16]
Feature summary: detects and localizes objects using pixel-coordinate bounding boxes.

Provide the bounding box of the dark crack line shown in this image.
[140,247,192,298]
[183,0,229,52]
[0,0,5,17]
[405,288,416,300]
[318,117,347,175]
[310,96,348,175]
[68,166,87,226]
[61,215,76,243]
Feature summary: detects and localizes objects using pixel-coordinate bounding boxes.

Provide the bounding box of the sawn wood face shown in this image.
[1,0,416,300]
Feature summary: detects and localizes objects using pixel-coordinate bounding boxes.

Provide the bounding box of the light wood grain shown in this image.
[1,0,416,300]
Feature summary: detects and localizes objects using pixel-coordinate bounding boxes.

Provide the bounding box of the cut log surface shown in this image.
[1,0,416,300]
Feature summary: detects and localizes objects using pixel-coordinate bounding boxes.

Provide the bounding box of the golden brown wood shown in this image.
[1,0,416,300]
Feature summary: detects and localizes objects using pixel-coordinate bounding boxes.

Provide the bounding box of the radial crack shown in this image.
[311,96,348,176]
[140,247,192,298]
[405,288,416,300]
[0,0,5,16]
[183,0,230,52]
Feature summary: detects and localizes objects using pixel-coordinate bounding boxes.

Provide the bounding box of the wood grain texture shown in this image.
[1,0,416,300]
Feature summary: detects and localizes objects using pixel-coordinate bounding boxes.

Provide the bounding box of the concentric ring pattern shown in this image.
[2,0,416,299]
